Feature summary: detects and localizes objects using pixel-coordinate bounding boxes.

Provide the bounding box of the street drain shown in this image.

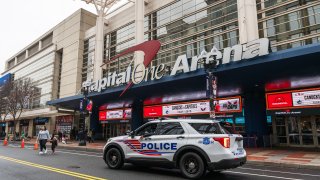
[68,165,81,169]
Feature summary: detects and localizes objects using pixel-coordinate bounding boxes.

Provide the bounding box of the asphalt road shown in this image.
[1,144,320,180]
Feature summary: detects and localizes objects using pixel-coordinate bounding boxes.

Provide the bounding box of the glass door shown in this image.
[315,116,320,147]
[300,116,314,146]
[288,116,300,145]
[275,116,287,144]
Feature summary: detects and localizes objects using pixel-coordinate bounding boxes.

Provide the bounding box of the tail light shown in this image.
[213,137,230,148]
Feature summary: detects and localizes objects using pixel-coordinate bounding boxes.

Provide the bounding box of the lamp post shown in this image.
[200,50,218,120]
[79,86,88,146]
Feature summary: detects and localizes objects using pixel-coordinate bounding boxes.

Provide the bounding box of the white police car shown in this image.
[103,119,246,179]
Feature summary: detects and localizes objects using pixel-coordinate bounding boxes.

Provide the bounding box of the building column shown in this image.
[244,90,268,147]
[93,10,105,82]
[237,0,259,44]
[131,100,143,131]
[28,120,33,138]
[134,0,145,65]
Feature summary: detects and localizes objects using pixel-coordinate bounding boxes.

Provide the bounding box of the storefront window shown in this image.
[288,117,300,145]
[316,116,320,146]
[300,117,314,145]
[275,116,287,144]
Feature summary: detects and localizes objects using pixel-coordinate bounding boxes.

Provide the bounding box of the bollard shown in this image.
[21,139,25,148]
[34,142,38,150]
[3,137,8,146]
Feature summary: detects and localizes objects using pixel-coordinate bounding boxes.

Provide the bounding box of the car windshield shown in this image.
[189,122,229,134]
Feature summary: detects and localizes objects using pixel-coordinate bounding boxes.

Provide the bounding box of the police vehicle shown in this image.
[103,119,246,179]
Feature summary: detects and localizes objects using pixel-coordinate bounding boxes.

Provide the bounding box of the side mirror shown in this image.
[125,130,131,135]
[130,130,135,138]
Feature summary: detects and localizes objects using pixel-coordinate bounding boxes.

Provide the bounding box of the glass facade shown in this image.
[257,0,320,51]
[13,51,55,108]
[82,0,239,83]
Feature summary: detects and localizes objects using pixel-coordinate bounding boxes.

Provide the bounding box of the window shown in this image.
[158,123,184,135]
[189,123,225,134]
[135,123,158,136]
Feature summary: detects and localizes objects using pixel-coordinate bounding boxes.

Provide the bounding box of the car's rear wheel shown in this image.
[105,148,124,169]
[179,152,205,179]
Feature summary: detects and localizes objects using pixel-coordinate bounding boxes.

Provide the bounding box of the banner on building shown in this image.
[107,110,123,119]
[162,101,210,116]
[292,90,320,107]
[215,97,241,112]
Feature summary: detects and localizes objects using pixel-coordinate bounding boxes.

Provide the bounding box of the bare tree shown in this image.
[1,78,36,140]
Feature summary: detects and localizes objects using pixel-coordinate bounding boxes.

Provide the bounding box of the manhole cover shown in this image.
[68,165,81,169]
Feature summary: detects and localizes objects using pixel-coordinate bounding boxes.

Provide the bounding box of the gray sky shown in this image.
[0,0,127,74]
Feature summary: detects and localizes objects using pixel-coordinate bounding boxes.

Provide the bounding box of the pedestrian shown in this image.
[36,126,50,155]
[50,135,58,154]
[58,130,62,142]
[91,129,95,143]
[87,129,92,143]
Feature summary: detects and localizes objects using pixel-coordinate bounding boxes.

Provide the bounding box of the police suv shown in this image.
[103,119,246,179]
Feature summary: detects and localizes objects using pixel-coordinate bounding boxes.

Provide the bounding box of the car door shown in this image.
[148,122,188,161]
[125,122,160,159]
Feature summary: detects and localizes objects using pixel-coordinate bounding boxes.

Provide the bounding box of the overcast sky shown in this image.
[0,0,127,74]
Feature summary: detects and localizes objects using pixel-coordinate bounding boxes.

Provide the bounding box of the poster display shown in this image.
[292,90,320,107]
[162,101,210,116]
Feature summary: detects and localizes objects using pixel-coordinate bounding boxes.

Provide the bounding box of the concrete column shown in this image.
[134,0,145,65]
[28,120,33,138]
[93,10,105,81]
[39,41,42,50]
[237,0,259,43]
[25,50,29,59]
[15,121,20,134]
[14,57,18,65]
[5,122,8,135]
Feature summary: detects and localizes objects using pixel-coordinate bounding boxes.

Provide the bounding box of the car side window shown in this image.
[135,123,159,136]
[158,122,184,135]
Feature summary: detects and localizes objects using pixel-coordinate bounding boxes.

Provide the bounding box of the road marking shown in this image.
[0,156,107,180]
[239,167,320,177]
[225,171,303,180]
[8,144,103,157]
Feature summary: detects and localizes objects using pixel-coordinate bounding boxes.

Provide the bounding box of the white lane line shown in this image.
[54,150,101,158]
[239,167,320,177]
[224,171,303,180]
[8,144,103,157]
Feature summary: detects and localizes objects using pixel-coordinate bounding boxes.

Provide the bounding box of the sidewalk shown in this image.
[2,139,320,170]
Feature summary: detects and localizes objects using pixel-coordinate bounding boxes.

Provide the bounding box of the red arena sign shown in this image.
[144,106,163,118]
[266,93,293,109]
[99,111,107,121]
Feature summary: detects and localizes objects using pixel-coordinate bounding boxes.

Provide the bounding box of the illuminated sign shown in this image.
[144,106,163,118]
[99,111,107,121]
[163,101,210,116]
[292,90,320,107]
[83,38,269,96]
[266,93,293,109]
[215,97,241,112]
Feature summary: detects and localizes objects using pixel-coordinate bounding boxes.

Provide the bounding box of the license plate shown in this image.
[234,148,244,156]
[237,141,243,148]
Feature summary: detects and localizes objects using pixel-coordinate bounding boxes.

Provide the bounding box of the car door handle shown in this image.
[176,136,185,139]
[144,137,152,140]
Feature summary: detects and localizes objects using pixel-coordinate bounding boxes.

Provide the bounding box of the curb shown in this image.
[246,160,320,170]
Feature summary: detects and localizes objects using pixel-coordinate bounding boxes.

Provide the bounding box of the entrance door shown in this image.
[300,116,314,146]
[314,116,320,147]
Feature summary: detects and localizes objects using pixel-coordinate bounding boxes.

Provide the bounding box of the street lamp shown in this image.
[199,49,218,119]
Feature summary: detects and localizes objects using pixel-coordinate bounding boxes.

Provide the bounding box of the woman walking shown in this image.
[36,126,50,155]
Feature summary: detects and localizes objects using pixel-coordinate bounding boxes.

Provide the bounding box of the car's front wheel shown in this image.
[179,152,205,179]
[105,148,124,169]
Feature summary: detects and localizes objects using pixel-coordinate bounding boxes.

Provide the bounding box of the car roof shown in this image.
[148,119,220,123]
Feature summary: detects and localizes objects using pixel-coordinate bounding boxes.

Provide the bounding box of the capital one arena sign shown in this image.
[83,38,269,96]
